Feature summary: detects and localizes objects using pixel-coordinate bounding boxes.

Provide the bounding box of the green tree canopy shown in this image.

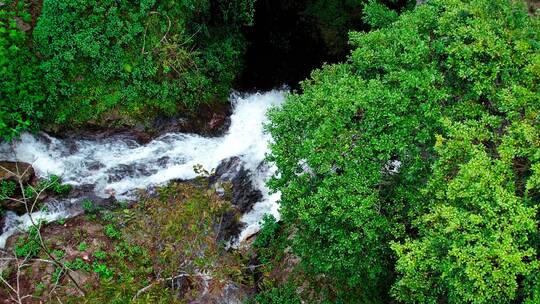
[267,0,540,302]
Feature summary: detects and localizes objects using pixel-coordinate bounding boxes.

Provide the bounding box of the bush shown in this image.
[31,0,254,128]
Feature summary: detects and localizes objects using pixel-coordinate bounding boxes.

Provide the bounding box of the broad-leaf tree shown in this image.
[267,0,540,302]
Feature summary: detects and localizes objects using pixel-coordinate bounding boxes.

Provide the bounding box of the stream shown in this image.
[0,90,285,248]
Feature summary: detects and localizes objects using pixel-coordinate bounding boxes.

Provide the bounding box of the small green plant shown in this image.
[57,218,66,225]
[78,242,88,252]
[36,175,71,196]
[82,199,96,214]
[193,164,212,177]
[101,212,115,222]
[92,262,113,278]
[93,250,107,260]
[34,282,46,296]
[52,267,63,283]
[47,175,72,195]
[52,249,65,259]
[104,224,121,239]
[0,180,16,200]
[14,226,41,258]
[23,186,36,200]
[65,257,91,272]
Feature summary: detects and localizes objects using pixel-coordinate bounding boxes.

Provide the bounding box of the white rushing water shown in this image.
[0,90,285,247]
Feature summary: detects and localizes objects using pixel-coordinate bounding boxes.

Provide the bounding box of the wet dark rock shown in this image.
[157,156,171,167]
[1,199,28,214]
[0,215,5,235]
[106,164,158,183]
[210,157,262,214]
[86,161,105,171]
[0,161,34,184]
[151,102,232,138]
[209,157,262,242]
[68,184,115,209]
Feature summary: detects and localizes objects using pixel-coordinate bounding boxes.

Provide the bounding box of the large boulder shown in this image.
[210,157,262,214]
[209,157,262,242]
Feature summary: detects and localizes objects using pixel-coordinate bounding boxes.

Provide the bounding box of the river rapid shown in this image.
[0,90,285,247]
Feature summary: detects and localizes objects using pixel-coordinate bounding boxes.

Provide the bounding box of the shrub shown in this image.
[0,0,255,140]
[0,0,45,140]
[31,0,254,128]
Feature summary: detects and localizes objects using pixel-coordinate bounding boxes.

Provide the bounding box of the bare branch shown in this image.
[132,272,194,300]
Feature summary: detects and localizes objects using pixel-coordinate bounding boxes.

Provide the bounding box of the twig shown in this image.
[132,272,193,300]
[141,11,172,55]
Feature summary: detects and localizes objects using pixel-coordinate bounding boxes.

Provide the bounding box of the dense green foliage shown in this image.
[0,0,254,139]
[253,214,280,249]
[267,0,540,302]
[0,1,44,140]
